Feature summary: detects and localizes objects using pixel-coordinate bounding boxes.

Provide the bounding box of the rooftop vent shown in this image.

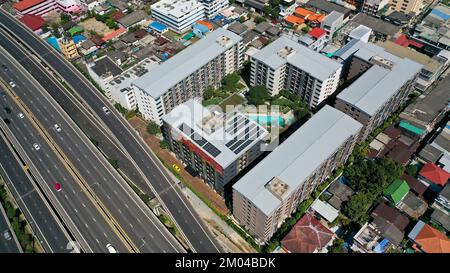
[199,112,224,135]
[277,46,295,59]
[265,178,289,200]
[216,35,232,47]
[370,55,394,70]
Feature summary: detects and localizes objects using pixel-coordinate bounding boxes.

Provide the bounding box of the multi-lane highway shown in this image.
[0,46,184,252]
[0,132,72,253]
[0,9,221,253]
[0,201,22,253]
[0,81,129,253]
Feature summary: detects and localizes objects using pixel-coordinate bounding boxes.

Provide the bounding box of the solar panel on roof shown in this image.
[191,132,207,146]
[178,123,194,135]
[203,142,221,157]
[233,139,255,154]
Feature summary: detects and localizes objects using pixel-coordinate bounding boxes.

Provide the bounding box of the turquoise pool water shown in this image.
[248,114,285,127]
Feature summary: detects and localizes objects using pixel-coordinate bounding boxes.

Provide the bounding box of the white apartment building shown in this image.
[132,28,244,125]
[250,36,342,109]
[199,0,229,18]
[232,105,362,243]
[361,0,389,16]
[105,58,159,110]
[151,0,206,34]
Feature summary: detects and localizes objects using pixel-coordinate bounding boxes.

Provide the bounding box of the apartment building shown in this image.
[232,105,362,243]
[320,11,344,41]
[132,28,244,125]
[151,0,205,34]
[58,38,79,59]
[377,40,450,92]
[199,0,229,18]
[162,99,268,197]
[390,0,423,14]
[335,43,422,140]
[13,0,80,16]
[250,36,342,109]
[361,0,389,16]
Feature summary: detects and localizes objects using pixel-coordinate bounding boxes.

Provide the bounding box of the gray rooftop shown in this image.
[254,21,271,34]
[337,44,423,116]
[161,99,268,167]
[90,56,123,79]
[322,11,344,26]
[228,21,248,35]
[352,13,401,36]
[333,38,366,61]
[400,75,450,130]
[132,28,242,98]
[252,36,342,81]
[307,0,352,16]
[118,10,148,28]
[233,105,362,216]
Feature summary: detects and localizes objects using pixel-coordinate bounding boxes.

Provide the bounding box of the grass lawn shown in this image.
[202,97,223,107]
[219,94,245,111]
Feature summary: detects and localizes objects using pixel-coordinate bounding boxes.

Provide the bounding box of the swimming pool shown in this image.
[248,114,285,127]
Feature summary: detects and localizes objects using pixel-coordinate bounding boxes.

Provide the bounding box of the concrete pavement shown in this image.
[0,44,184,253]
[0,9,222,253]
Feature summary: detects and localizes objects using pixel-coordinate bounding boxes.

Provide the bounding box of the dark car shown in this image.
[4,107,11,114]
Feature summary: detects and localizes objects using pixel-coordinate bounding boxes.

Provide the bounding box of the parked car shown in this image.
[102,106,110,115]
[3,230,12,241]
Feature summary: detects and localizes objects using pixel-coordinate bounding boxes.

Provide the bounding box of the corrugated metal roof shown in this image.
[132,28,242,98]
[232,105,362,216]
[251,36,342,80]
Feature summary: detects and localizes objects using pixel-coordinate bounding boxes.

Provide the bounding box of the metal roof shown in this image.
[132,28,242,98]
[337,44,423,116]
[232,105,362,216]
[251,36,342,81]
[162,99,268,168]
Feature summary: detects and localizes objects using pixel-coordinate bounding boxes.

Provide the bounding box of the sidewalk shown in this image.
[128,116,228,215]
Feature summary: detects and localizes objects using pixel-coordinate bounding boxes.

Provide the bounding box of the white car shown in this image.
[33,143,40,150]
[102,106,110,115]
[18,113,24,119]
[106,243,118,253]
[8,81,16,88]
[3,230,11,241]
[54,124,61,132]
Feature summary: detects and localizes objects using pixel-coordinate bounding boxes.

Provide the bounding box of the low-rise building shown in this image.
[162,99,268,197]
[320,11,344,40]
[151,0,206,34]
[250,36,342,109]
[384,179,410,205]
[399,76,450,139]
[413,4,450,54]
[232,106,362,243]
[335,43,422,140]
[117,10,149,30]
[361,0,389,16]
[408,221,450,253]
[418,162,450,192]
[298,27,328,51]
[432,183,450,214]
[58,37,79,59]
[280,213,335,253]
[397,192,428,218]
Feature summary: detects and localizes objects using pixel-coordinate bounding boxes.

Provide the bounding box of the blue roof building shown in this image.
[72,34,86,44]
[193,23,209,37]
[149,21,168,33]
[47,37,61,52]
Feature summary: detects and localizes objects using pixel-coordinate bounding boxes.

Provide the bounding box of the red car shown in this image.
[54,182,62,192]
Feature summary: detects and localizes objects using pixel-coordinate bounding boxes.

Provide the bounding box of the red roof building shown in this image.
[308,28,326,39]
[13,0,46,11]
[281,213,335,253]
[111,11,125,21]
[19,14,45,31]
[419,163,450,187]
[411,223,450,253]
[394,35,424,49]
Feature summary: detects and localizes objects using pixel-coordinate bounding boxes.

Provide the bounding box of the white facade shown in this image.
[151,0,206,34]
[250,36,342,108]
[132,28,244,125]
[200,0,229,18]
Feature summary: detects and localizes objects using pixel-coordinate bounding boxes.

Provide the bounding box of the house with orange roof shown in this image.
[408,220,450,253]
[101,27,126,43]
[285,15,305,26]
[294,7,326,27]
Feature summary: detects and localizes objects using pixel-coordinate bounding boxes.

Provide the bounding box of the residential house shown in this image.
[418,162,450,192]
[371,202,410,232]
[397,192,428,218]
[408,221,450,253]
[280,214,335,253]
[384,179,410,205]
[432,183,450,213]
[326,180,354,210]
[117,10,148,30]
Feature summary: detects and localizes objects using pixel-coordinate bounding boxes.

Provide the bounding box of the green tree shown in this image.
[343,192,372,225]
[301,26,311,33]
[221,73,240,92]
[328,238,345,253]
[203,85,216,100]
[254,16,266,24]
[247,85,270,105]
[160,140,170,149]
[406,165,418,176]
[147,121,161,135]
[60,13,71,25]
